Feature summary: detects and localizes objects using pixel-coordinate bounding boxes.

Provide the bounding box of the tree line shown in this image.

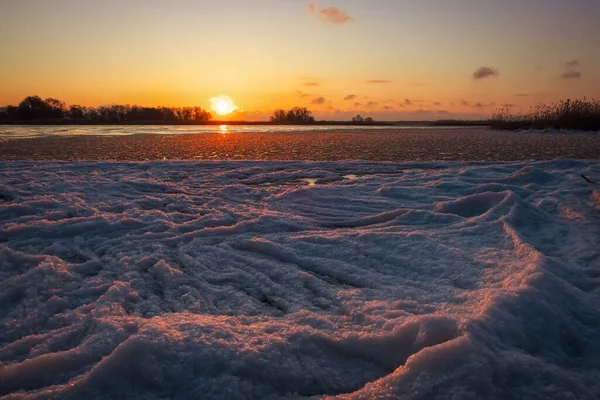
[0,96,382,125]
[270,107,316,124]
[269,107,377,125]
[0,96,213,123]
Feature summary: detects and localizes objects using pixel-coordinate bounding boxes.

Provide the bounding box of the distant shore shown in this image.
[0,119,491,127]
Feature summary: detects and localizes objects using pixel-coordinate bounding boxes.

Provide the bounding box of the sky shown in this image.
[1,0,599,121]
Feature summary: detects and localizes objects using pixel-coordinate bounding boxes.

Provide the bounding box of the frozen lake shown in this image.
[1,127,599,161]
[0,125,453,139]
[1,160,599,399]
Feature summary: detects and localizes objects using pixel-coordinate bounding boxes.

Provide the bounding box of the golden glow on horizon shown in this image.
[1,2,599,121]
[220,125,228,133]
[210,96,238,116]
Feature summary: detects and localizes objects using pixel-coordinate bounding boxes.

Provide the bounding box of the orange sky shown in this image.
[1,0,599,120]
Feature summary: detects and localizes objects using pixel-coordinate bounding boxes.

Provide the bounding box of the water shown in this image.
[0,124,471,139]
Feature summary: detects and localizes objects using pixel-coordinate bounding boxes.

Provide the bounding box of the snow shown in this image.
[494,129,599,135]
[0,160,599,399]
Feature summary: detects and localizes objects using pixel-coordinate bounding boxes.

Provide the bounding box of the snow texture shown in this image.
[0,160,599,399]
[494,129,599,135]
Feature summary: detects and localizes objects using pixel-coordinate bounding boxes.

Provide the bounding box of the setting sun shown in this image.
[210,95,238,116]
[2,1,600,399]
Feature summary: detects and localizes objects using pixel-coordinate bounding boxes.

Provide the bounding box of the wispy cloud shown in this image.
[366,80,393,84]
[366,101,378,107]
[303,82,320,87]
[560,60,581,79]
[561,70,582,79]
[514,93,529,97]
[460,100,469,106]
[561,60,582,79]
[502,103,516,108]
[473,102,495,108]
[308,3,353,25]
[404,98,412,106]
[311,96,326,104]
[343,94,356,101]
[433,101,442,106]
[472,66,499,80]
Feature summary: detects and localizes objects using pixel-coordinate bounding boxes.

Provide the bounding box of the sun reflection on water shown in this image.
[220,125,228,133]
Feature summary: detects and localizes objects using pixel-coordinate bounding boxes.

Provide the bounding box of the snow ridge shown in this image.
[0,160,599,399]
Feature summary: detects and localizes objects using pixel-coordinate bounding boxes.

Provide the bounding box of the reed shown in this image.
[491,98,600,131]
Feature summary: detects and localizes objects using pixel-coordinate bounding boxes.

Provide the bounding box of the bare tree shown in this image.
[271,107,315,124]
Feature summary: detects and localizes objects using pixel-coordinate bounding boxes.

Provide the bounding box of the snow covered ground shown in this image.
[494,129,600,135]
[1,160,599,399]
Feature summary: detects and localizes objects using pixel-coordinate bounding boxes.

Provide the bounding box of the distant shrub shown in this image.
[270,107,315,124]
[491,98,600,131]
[351,114,363,123]
[351,115,376,124]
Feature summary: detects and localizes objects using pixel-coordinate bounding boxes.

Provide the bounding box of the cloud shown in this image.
[436,110,450,115]
[561,70,582,79]
[565,60,580,67]
[561,61,582,79]
[295,90,310,98]
[353,102,362,107]
[308,3,353,24]
[343,94,357,101]
[412,109,434,117]
[514,93,529,97]
[311,97,326,104]
[472,66,499,80]
[502,103,516,108]
[366,101,378,107]
[473,101,496,108]
[433,102,441,106]
[366,80,393,84]
[303,82,320,87]
[473,102,495,108]
[383,106,394,110]
[460,100,469,106]
[404,98,412,105]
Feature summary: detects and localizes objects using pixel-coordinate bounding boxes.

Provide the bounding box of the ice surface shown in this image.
[0,160,599,399]
[0,125,417,139]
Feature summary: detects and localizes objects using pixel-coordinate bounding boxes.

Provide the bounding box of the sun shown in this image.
[210,95,238,116]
